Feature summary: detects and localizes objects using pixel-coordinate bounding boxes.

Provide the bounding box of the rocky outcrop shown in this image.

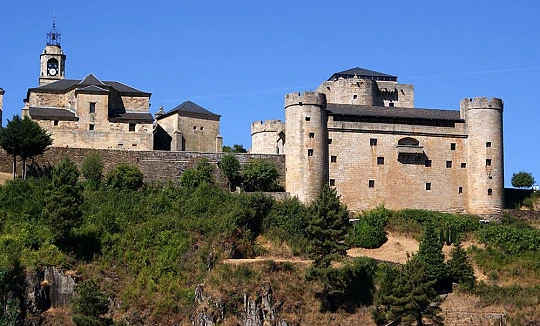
[24,266,76,325]
[191,284,224,326]
[242,282,288,326]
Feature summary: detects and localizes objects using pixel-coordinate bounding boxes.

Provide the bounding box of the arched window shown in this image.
[398,137,420,146]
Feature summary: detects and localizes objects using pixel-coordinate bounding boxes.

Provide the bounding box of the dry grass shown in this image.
[0,172,12,185]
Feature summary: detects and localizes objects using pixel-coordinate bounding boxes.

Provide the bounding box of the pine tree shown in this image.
[447,242,475,289]
[43,157,83,248]
[306,184,349,269]
[416,220,448,288]
[373,259,443,325]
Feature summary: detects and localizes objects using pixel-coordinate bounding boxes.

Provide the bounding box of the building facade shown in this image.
[251,68,504,216]
[154,101,223,152]
[22,23,154,150]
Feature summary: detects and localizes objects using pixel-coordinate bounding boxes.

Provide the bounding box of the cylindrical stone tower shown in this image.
[284,92,328,203]
[461,97,504,216]
[250,120,284,154]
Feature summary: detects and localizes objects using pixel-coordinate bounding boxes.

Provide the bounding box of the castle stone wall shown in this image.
[0,148,285,185]
[251,120,284,154]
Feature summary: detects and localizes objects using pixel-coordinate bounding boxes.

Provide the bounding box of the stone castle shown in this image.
[0,23,504,216]
[19,22,222,153]
[251,68,504,215]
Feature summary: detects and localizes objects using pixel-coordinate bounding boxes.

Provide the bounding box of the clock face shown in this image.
[48,68,57,76]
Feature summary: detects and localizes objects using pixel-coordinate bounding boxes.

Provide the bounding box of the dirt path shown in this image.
[223,256,312,265]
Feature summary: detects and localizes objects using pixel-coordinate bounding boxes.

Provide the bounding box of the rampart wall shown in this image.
[0,148,285,186]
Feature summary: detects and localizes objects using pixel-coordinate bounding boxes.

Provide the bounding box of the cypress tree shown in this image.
[416,220,448,288]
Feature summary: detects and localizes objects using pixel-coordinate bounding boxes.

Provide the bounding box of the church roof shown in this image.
[328,67,398,82]
[327,103,462,123]
[75,85,110,94]
[27,74,151,97]
[157,100,221,121]
[29,106,78,121]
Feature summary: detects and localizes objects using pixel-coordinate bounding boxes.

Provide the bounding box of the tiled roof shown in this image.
[108,111,154,123]
[29,107,78,121]
[75,85,110,94]
[327,103,462,121]
[27,74,150,96]
[158,100,220,120]
[328,67,397,81]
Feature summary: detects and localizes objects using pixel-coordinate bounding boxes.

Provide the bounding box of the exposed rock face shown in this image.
[191,284,224,326]
[242,282,288,326]
[24,266,76,325]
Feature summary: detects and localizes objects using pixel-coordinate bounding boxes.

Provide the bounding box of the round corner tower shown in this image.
[284,92,328,203]
[461,97,504,216]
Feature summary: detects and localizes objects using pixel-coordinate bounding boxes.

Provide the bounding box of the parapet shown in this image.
[460,97,503,112]
[285,92,326,108]
[251,120,284,135]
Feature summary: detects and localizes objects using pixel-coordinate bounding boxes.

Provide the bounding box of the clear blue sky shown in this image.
[0,1,538,187]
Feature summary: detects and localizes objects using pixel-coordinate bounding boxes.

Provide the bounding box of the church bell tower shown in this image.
[39,18,66,86]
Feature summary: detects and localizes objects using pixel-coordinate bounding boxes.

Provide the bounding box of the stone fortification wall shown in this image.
[461,97,504,215]
[250,120,284,154]
[0,148,285,185]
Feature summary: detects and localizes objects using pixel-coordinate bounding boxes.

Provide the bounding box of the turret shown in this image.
[250,120,284,154]
[39,19,66,86]
[461,97,504,215]
[284,92,328,203]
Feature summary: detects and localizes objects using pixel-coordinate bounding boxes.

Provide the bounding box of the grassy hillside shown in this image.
[0,167,539,325]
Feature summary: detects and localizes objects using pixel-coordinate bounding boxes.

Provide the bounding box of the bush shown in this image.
[481,224,540,254]
[348,205,388,249]
[179,158,215,188]
[82,152,104,190]
[72,280,112,326]
[220,154,240,191]
[263,198,309,254]
[241,159,281,192]
[105,163,143,191]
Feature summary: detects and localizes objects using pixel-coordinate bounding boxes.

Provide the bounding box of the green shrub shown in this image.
[348,205,388,249]
[481,224,540,254]
[82,152,104,190]
[179,158,215,188]
[105,163,143,190]
[241,159,281,192]
[72,280,112,326]
[263,198,309,254]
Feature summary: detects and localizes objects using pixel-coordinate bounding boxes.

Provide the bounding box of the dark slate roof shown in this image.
[29,106,78,121]
[158,100,221,121]
[328,67,397,82]
[27,74,150,97]
[75,85,110,94]
[327,103,462,121]
[108,111,154,123]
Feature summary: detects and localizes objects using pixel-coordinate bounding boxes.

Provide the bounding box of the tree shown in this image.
[82,152,104,190]
[241,159,280,192]
[105,163,143,191]
[0,115,52,179]
[43,157,83,248]
[220,154,240,191]
[222,144,247,153]
[447,242,475,289]
[179,158,215,188]
[415,220,448,289]
[511,171,535,189]
[71,280,112,326]
[373,258,443,325]
[348,205,388,249]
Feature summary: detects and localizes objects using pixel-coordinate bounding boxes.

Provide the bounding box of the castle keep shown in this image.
[252,68,504,215]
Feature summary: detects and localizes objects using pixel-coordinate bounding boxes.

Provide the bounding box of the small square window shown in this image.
[486,142,492,148]
[426,183,432,191]
[129,123,136,132]
[486,159,491,166]
[193,126,197,130]
[451,143,456,150]
[309,133,315,138]
[328,139,332,144]
[353,94,358,99]
[488,188,493,196]
[461,163,467,168]
[305,116,311,121]
[89,124,95,131]
[459,186,463,194]
[370,138,377,146]
[308,149,313,157]
[389,102,395,107]
[53,120,59,126]
[446,161,452,168]
[368,180,375,188]
[89,102,96,113]
[425,160,432,167]
[329,179,335,186]
[330,156,337,163]
[377,157,385,165]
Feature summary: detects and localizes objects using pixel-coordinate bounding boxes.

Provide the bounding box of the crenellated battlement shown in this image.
[251,119,284,135]
[460,97,503,111]
[285,92,326,108]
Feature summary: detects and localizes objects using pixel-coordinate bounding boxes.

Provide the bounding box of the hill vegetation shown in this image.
[0,154,538,325]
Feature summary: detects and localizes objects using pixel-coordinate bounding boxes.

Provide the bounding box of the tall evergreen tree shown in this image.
[43,157,83,248]
[447,242,475,289]
[306,184,350,269]
[416,220,448,288]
